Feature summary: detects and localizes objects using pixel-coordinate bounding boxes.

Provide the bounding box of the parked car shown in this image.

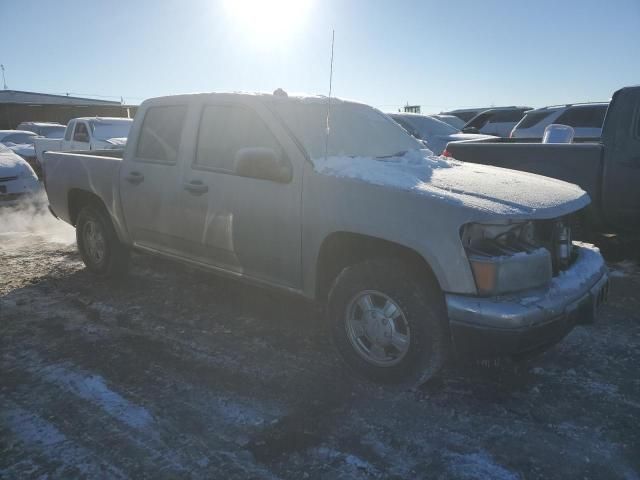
[0,130,41,174]
[0,144,42,206]
[462,107,532,137]
[510,103,609,140]
[389,113,496,155]
[42,92,608,385]
[444,86,640,234]
[16,122,66,138]
[35,117,132,165]
[429,114,466,130]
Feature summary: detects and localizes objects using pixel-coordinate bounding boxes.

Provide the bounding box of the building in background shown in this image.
[0,90,138,129]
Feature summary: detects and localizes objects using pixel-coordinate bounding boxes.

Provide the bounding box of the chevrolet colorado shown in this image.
[42,91,608,385]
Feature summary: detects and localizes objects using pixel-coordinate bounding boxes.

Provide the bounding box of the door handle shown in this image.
[184,181,209,195]
[125,171,144,184]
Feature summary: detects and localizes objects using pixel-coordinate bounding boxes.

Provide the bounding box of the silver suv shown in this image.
[510,103,608,140]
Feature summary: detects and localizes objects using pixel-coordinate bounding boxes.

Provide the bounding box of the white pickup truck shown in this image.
[42,92,609,386]
[34,117,132,165]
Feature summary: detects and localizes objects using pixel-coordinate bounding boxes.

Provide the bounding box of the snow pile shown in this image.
[313,149,590,215]
[550,243,605,291]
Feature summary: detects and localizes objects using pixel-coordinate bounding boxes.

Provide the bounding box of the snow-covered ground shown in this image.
[1,206,639,479]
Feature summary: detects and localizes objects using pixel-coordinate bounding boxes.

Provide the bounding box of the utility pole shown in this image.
[0,65,7,89]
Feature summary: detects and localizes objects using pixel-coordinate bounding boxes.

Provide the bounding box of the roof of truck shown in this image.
[142,90,365,108]
[72,117,133,122]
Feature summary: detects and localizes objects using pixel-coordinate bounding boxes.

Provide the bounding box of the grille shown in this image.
[0,176,18,183]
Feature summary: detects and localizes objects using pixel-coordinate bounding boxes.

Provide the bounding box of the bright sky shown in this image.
[1,0,638,113]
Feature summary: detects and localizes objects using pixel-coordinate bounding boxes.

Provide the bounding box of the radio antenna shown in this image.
[324,30,335,160]
[1,65,7,90]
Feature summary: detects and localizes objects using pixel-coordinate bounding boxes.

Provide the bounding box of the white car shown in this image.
[34,117,132,165]
[510,103,609,140]
[389,113,496,155]
[0,144,42,206]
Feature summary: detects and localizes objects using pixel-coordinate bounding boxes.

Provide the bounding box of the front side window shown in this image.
[196,104,281,172]
[136,105,187,163]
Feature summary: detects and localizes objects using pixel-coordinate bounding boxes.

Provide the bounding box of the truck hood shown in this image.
[99,137,128,146]
[313,149,589,218]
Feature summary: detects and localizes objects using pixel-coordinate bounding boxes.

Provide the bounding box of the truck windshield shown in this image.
[273,101,421,160]
[90,120,133,140]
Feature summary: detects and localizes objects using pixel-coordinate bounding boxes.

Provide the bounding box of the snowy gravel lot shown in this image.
[1,206,639,479]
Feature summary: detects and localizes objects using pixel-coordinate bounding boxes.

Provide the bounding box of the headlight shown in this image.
[461,222,552,296]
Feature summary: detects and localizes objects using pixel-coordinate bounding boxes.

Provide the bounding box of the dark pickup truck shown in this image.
[444,86,640,234]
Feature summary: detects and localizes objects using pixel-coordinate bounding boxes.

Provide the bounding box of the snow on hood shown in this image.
[0,145,32,175]
[313,149,589,217]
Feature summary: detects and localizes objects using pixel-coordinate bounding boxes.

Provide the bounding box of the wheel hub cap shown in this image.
[345,290,411,367]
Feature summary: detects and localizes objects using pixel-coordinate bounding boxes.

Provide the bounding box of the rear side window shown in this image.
[466,112,491,128]
[195,104,280,173]
[556,106,607,128]
[488,110,527,123]
[518,111,552,129]
[136,105,187,163]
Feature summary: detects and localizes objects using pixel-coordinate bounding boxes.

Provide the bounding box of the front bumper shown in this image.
[446,243,609,359]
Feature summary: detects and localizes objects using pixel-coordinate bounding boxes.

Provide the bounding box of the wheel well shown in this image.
[67,189,106,226]
[315,232,440,301]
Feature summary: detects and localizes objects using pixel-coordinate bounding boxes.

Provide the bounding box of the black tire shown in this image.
[327,259,449,386]
[76,203,130,278]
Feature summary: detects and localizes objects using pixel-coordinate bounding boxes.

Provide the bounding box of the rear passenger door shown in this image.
[119,103,189,253]
[179,100,302,290]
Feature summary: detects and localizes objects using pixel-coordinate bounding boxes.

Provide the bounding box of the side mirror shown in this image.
[462,126,480,134]
[234,147,292,183]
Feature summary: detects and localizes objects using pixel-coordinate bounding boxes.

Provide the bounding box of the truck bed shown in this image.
[43,150,124,226]
[444,140,604,208]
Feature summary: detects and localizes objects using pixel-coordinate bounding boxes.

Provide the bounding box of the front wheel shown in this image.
[327,259,449,386]
[76,204,130,278]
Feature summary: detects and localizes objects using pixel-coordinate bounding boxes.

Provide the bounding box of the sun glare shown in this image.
[222,0,313,47]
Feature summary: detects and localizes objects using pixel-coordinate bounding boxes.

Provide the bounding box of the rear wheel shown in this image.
[327,259,449,386]
[76,204,130,277]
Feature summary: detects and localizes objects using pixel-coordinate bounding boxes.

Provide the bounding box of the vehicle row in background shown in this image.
[510,102,608,140]
[443,86,640,235]
[389,113,496,155]
[35,117,132,166]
